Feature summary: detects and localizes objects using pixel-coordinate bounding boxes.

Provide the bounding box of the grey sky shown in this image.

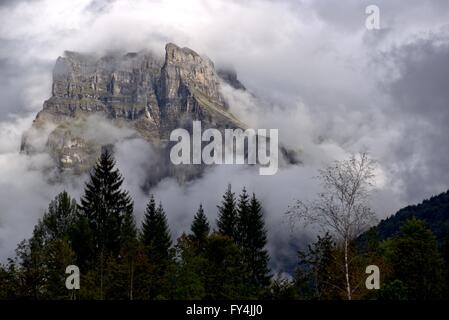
[0,0,449,268]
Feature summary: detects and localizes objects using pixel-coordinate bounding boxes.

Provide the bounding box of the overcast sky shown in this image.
[1,0,449,268]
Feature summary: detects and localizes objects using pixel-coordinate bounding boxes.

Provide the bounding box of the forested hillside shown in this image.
[361,191,449,244]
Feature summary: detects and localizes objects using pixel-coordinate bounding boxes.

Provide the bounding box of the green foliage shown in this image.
[79,149,134,259]
[141,196,172,262]
[11,191,78,299]
[136,196,174,299]
[295,233,341,300]
[362,190,449,245]
[5,150,449,301]
[172,234,207,299]
[266,274,298,300]
[388,217,444,299]
[237,190,270,288]
[0,261,20,299]
[202,234,254,299]
[190,204,210,243]
[78,150,135,299]
[442,231,449,298]
[377,280,407,300]
[2,155,276,300]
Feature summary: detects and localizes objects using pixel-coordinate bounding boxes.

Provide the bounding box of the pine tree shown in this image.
[138,197,173,299]
[141,197,172,262]
[237,191,270,288]
[78,149,134,299]
[79,149,133,257]
[217,184,238,240]
[191,204,210,243]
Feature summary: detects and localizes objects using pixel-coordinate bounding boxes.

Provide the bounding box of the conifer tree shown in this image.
[138,197,173,299]
[237,190,270,288]
[79,149,133,258]
[191,204,210,243]
[217,184,238,240]
[141,197,172,262]
[248,193,270,286]
[78,149,134,299]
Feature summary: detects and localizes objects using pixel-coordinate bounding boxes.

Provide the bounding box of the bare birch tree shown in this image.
[287,153,377,300]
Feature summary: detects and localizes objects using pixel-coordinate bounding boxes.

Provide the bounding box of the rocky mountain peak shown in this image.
[163,43,221,100]
[22,43,245,175]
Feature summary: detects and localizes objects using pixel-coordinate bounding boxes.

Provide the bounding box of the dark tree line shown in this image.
[0,151,270,300]
[2,151,449,300]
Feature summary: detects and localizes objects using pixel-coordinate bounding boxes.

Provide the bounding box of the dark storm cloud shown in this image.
[380,33,449,202]
[388,34,449,123]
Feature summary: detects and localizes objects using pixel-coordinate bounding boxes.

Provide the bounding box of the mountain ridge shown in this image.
[359,189,449,246]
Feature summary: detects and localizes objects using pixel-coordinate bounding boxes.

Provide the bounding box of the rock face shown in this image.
[22,43,245,175]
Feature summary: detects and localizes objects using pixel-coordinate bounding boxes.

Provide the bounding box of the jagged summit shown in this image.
[22,43,246,174]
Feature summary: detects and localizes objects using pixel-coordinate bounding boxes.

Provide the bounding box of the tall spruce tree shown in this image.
[191,204,210,242]
[217,184,238,240]
[141,197,172,262]
[237,190,270,287]
[78,150,134,299]
[79,150,133,258]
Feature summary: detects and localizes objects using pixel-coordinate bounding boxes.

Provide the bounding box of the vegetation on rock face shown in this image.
[2,152,449,300]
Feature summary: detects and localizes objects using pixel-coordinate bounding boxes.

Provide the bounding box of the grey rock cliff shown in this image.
[22,43,245,175]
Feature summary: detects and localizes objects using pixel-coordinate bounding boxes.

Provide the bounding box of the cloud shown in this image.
[0,126,86,260]
[0,0,449,270]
